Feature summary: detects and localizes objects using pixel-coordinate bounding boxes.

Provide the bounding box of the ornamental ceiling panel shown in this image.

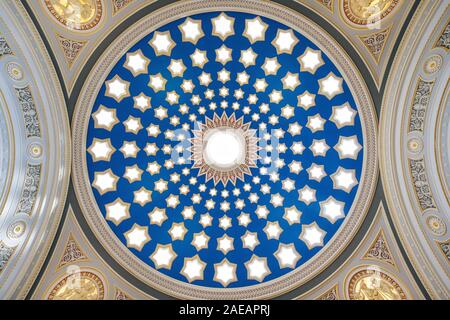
[0,0,448,301]
[71,1,377,299]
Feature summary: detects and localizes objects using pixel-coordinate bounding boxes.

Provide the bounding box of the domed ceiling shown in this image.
[0,0,448,300]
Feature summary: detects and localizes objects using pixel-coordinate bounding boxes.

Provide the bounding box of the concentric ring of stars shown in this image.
[86,11,364,288]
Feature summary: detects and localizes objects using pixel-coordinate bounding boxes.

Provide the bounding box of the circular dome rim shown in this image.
[0,1,72,299]
[71,0,378,299]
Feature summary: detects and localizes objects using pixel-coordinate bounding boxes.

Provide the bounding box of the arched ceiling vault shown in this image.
[0,0,447,300]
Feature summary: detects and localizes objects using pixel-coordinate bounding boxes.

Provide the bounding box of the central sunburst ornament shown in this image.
[190,113,259,185]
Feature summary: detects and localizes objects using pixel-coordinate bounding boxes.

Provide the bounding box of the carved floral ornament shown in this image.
[57,35,87,68]
[112,0,134,15]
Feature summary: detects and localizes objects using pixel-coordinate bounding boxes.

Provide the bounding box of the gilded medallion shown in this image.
[44,0,102,31]
[342,0,399,26]
[348,269,407,300]
[48,271,104,300]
